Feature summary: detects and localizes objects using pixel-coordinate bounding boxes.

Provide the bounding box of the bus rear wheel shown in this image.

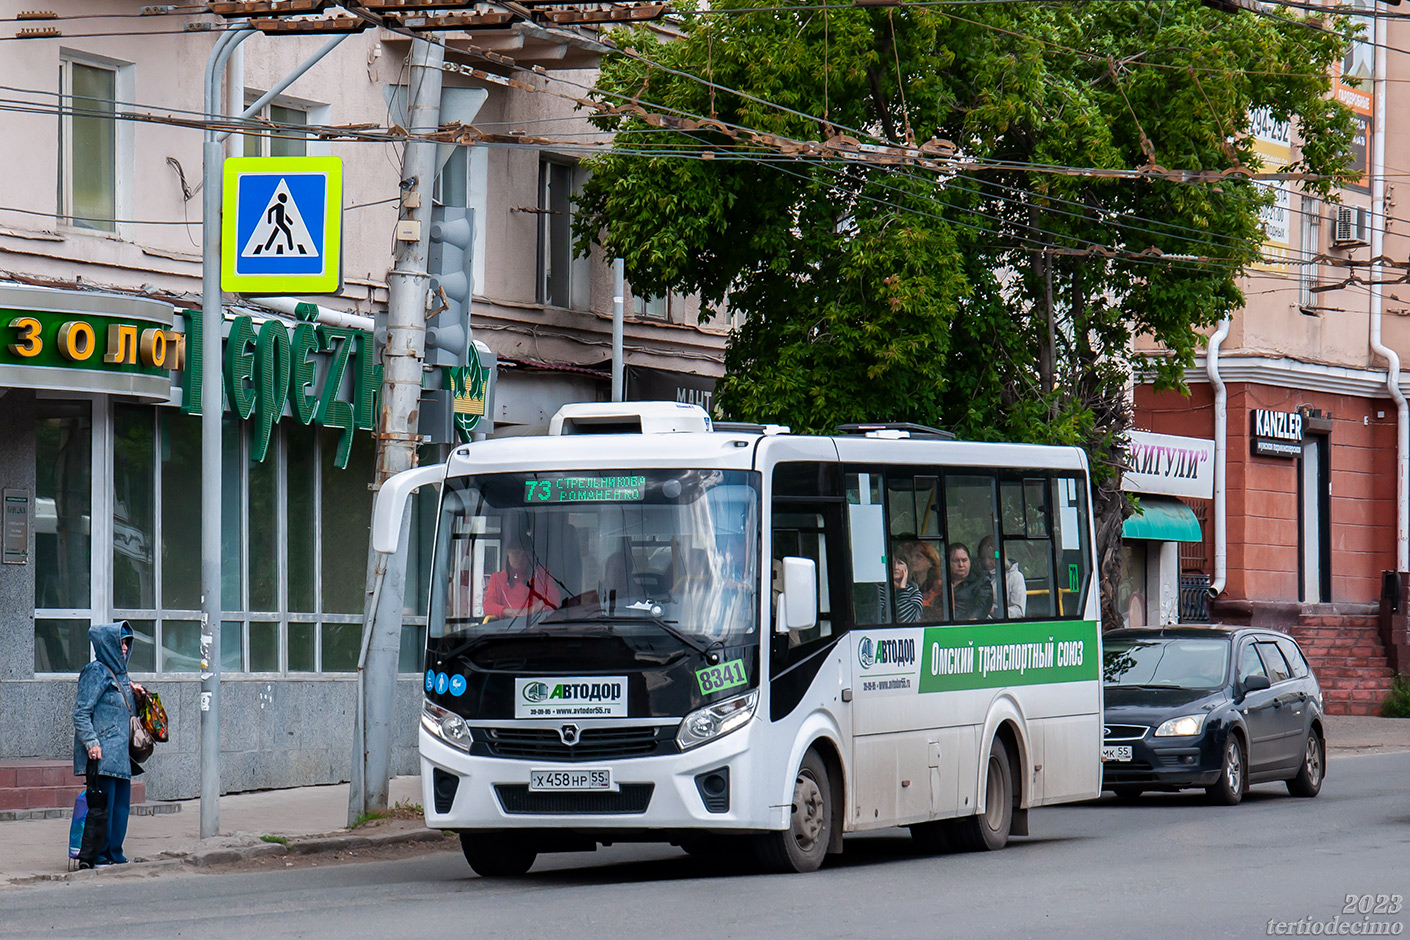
[460,833,537,877]
[756,749,831,873]
[955,741,1013,852]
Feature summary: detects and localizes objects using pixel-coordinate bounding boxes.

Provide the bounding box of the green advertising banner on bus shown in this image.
[918,620,1099,693]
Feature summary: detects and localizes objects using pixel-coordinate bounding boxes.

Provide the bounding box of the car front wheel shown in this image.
[1206,734,1245,806]
[1286,730,1325,798]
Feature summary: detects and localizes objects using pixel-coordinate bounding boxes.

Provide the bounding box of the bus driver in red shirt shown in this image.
[482,531,561,618]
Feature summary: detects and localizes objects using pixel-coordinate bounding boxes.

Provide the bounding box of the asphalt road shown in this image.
[3,751,1407,940]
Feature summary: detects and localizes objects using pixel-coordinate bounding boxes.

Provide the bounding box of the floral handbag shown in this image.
[136,689,169,743]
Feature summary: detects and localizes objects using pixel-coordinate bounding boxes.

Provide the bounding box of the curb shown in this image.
[0,802,183,823]
[21,827,451,884]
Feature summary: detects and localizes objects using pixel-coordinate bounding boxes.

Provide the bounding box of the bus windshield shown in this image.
[428,469,761,649]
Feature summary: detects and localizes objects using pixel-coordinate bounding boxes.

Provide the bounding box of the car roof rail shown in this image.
[835,422,957,440]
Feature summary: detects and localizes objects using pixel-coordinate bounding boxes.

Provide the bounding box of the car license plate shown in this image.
[529,768,615,792]
[1102,745,1132,763]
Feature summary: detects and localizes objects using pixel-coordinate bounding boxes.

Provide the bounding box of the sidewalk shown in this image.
[0,774,441,888]
[1,716,1406,887]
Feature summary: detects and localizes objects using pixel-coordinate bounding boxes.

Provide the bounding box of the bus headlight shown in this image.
[422,700,473,752]
[677,690,758,751]
[1154,714,1207,737]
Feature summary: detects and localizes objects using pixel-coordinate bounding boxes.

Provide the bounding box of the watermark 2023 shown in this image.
[1268,896,1405,936]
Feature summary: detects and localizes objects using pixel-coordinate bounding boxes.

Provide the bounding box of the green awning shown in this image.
[1123,496,1202,542]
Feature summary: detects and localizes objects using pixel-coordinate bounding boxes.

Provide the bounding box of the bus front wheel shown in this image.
[955,741,1013,852]
[756,749,831,873]
[460,832,537,877]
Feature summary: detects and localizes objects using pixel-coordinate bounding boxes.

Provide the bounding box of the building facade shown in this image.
[0,5,727,798]
[1133,7,1409,713]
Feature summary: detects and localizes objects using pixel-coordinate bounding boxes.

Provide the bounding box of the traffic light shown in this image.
[426,205,474,368]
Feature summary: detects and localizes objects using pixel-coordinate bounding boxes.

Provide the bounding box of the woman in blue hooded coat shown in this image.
[73,621,145,867]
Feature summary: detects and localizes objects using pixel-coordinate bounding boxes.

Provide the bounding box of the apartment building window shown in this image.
[635,291,669,320]
[1299,196,1321,312]
[58,58,117,232]
[537,159,589,308]
[244,101,309,157]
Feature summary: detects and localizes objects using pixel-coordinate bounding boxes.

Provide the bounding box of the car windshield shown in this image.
[428,469,761,649]
[1103,637,1231,690]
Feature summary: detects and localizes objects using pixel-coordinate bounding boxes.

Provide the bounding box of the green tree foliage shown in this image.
[575,0,1355,621]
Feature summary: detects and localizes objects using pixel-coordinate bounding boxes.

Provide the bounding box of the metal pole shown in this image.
[200,24,254,840]
[221,34,349,144]
[352,37,445,823]
[612,258,624,401]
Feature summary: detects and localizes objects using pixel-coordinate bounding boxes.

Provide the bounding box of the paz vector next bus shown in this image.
[371,402,1103,876]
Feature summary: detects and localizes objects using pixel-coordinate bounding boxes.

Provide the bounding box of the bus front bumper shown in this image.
[419,720,784,835]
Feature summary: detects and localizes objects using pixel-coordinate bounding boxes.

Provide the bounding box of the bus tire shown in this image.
[956,741,1013,852]
[756,749,831,873]
[460,833,537,877]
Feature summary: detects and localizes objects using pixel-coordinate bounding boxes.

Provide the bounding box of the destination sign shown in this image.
[523,476,647,503]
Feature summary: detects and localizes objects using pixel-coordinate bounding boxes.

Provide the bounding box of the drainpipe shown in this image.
[1370,15,1410,572]
[1207,317,1230,599]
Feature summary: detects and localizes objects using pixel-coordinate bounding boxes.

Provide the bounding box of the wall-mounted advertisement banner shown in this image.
[1248,105,1293,270]
[1121,430,1216,500]
[1334,1,1375,194]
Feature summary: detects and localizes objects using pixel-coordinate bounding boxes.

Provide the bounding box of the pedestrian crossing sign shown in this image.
[221,156,343,294]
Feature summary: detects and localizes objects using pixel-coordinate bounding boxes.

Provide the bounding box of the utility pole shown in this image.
[350,36,446,823]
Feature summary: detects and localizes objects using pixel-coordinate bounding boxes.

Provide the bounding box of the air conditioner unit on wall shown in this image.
[1332,205,1370,247]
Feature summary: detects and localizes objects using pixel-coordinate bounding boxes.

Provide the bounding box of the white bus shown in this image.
[372,402,1103,875]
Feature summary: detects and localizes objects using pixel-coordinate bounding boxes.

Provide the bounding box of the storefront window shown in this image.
[288,621,317,672]
[221,415,243,607]
[126,619,156,673]
[287,424,317,613]
[321,622,360,672]
[34,618,90,674]
[160,411,201,610]
[35,397,432,677]
[248,440,279,612]
[321,427,374,614]
[113,404,156,610]
[34,400,91,611]
[162,619,201,673]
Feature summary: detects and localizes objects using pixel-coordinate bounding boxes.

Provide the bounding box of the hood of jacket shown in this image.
[90,621,133,677]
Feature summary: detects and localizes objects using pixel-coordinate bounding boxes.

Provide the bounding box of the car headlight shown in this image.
[1154,714,1207,737]
[422,699,472,752]
[676,690,758,751]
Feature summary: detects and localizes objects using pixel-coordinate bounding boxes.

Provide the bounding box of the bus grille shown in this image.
[480,725,671,761]
[494,783,655,815]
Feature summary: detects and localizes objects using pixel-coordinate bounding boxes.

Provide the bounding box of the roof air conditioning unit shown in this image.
[1331,205,1369,248]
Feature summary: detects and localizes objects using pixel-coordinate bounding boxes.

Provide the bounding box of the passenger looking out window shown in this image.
[900,539,945,621]
[948,543,990,621]
[978,534,1027,619]
[892,558,923,623]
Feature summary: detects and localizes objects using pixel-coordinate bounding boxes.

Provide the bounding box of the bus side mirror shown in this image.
[371,463,446,554]
[775,557,818,634]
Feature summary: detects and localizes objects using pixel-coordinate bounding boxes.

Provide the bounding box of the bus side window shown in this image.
[773,511,832,646]
[943,473,1000,622]
[1051,476,1091,618]
[846,472,889,624]
[887,474,945,624]
[999,477,1056,620]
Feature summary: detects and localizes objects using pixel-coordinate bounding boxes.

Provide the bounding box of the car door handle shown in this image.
[1272,698,1282,708]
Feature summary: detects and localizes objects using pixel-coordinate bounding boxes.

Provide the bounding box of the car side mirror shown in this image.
[775,557,818,634]
[1240,674,1271,696]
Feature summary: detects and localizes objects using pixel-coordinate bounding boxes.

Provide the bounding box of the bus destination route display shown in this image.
[524,476,647,503]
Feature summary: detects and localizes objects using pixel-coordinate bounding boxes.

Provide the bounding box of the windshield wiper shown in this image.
[543,612,715,656]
